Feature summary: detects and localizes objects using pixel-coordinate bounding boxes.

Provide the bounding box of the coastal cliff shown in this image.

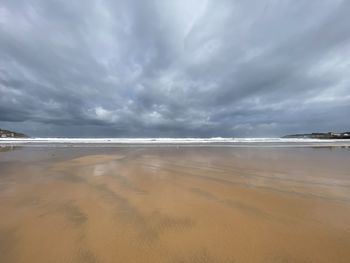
[283,132,350,139]
[0,129,28,138]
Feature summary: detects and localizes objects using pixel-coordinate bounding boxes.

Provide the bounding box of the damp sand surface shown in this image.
[0,146,350,263]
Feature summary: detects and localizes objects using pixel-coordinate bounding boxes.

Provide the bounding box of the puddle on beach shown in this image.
[0,146,350,263]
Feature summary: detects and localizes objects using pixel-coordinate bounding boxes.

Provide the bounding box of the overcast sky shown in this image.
[0,0,349,137]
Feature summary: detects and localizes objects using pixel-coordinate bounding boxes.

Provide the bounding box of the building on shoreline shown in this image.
[0,129,27,138]
[283,131,350,139]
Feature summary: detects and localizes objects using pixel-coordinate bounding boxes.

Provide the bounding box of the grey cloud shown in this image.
[0,0,350,137]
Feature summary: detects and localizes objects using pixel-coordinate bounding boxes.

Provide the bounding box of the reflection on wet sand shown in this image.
[0,146,21,153]
[0,147,350,263]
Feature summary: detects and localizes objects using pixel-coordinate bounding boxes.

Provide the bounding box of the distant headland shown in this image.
[283,131,350,139]
[0,129,28,138]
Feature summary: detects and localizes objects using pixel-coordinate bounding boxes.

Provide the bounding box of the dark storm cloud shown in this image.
[0,0,350,137]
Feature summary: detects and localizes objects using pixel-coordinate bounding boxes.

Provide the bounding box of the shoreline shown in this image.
[1,137,350,148]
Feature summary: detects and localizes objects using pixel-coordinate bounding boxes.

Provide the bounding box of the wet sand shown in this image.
[0,146,350,263]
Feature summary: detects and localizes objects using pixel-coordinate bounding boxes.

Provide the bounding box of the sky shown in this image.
[0,0,350,137]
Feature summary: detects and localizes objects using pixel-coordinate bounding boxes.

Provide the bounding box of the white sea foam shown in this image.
[1,137,350,146]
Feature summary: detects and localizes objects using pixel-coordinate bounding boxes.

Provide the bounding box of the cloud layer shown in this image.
[1,0,350,137]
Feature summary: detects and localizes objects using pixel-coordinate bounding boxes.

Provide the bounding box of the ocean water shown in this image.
[1,137,350,147]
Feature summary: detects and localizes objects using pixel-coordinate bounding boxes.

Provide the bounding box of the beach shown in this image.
[0,145,350,262]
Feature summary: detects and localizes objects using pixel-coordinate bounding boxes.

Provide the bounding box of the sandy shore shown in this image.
[1,146,350,262]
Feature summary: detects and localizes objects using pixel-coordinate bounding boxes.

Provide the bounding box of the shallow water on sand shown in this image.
[0,146,350,263]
